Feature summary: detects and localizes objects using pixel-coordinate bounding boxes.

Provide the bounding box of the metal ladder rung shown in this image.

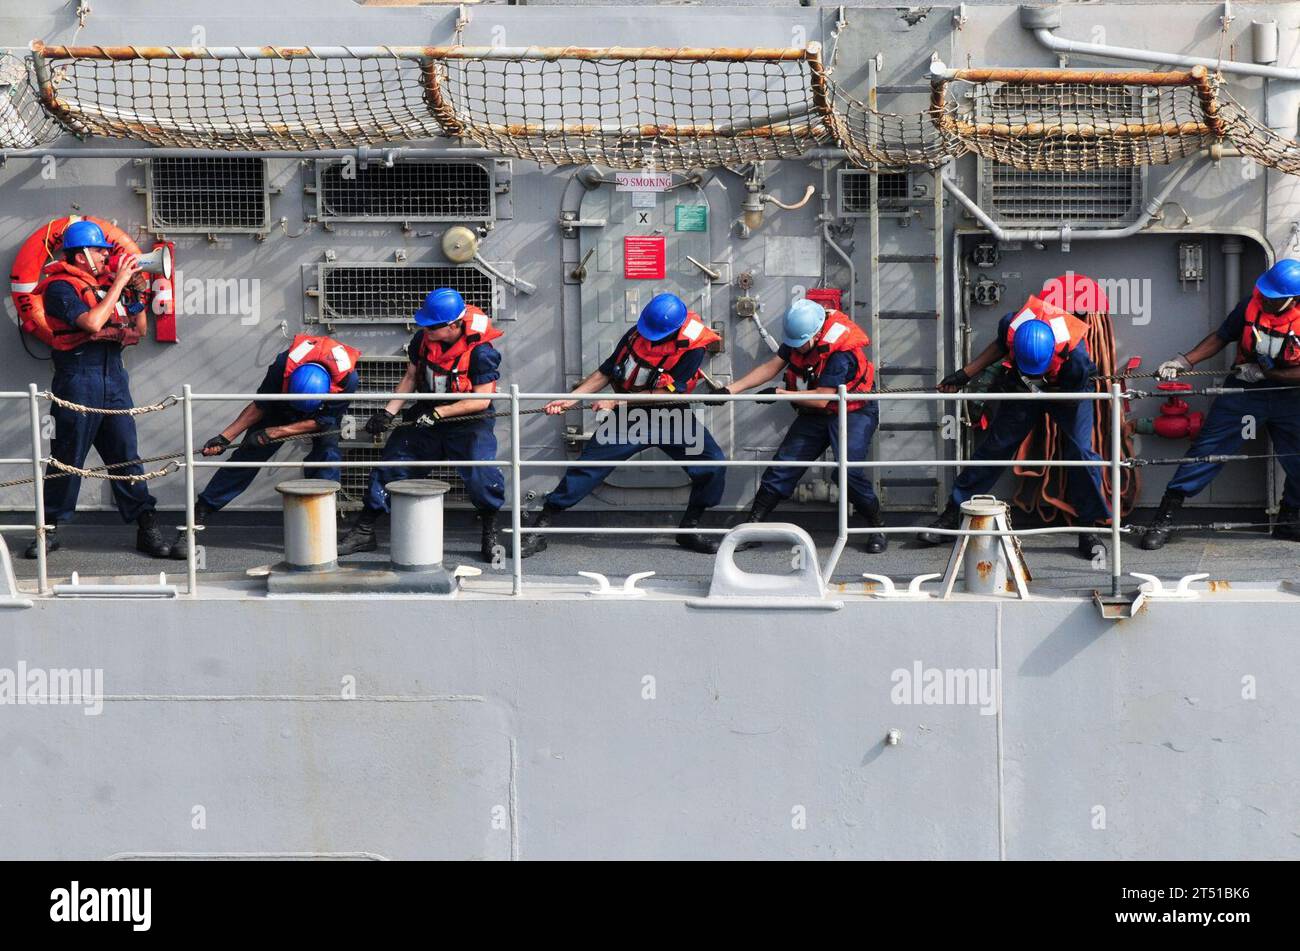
[878,311,940,321]
[877,254,938,264]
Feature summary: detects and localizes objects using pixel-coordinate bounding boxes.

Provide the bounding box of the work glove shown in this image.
[1157,355,1192,380]
[202,434,231,456]
[415,407,443,427]
[1233,363,1266,384]
[364,409,394,436]
[753,387,779,405]
[245,429,273,448]
[939,368,971,391]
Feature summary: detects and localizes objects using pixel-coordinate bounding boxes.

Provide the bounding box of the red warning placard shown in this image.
[624,236,666,280]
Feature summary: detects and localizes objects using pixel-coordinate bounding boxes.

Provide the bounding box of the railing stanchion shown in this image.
[183,384,198,596]
[510,384,522,596]
[27,383,47,595]
[1109,383,1123,597]
[821,385,851,588]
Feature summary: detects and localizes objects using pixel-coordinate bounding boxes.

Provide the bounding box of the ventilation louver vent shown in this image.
[838,169,911,216]
[316,160,494,222]
[146,157,269,233]
[314,264,494,325]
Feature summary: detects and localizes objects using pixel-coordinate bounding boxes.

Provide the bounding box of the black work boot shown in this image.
[1273,504,1300,541]
[169,501,212,560]
[733,488,781,552]
[1140,492,1184,551]
[479,510,501,563]
[918,500,961,545]
[854,500,888,554]
[519,504,558,559]
[24,526,59,559]
[337,509,380,555]
[136,510,173,558]
[676,505,720,554]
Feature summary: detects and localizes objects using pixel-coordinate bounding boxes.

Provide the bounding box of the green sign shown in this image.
[674,204,708,232]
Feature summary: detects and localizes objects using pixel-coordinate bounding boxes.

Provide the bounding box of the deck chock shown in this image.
[0,534,33,608]
[687,522,842,610]
[1092,589,1143,620]
[862,572,941,600]
[578,570,654,598]
[1131,572,1209,601]
[53,570,178,599]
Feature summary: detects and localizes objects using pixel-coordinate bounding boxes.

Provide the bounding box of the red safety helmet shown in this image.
[1040,272,1109,316]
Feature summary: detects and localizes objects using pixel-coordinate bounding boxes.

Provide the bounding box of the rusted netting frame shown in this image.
[928,64,1226,142]
[30,41,835,145]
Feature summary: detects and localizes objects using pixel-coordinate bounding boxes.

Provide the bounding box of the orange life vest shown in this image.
[282,334,362,392]
[1237,290,1300,368]
[783,309,875,413]
[31,261,140,350]
[1001,295,1090,383]
[418,306,503,395]
[609,312,719,394]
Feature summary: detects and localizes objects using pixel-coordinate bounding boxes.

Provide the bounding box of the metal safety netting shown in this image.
[14,41,1300,178]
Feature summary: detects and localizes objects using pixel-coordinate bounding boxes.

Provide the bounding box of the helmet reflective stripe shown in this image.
[821,322,848,345]
[288,339,316,364]
[330,345,352,373]
[1048,316,1070,344]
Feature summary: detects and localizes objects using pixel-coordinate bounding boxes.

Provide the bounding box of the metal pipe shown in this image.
[27,383,46,595]
[1,146,500,160]
[182,384,197,596]
[1109,384,1123,598]
[510,384,522,596]
[1223,236,1244,316]
[1024,20,1300,82]
[31,42,816,63]
[821,386,851,588]
[942,155,1206,243]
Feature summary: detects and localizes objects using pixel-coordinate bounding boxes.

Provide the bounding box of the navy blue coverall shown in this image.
[543,329,726,510]
[40,281,157,525]
[949,312,1111,524]
[197,351,357,511]
[1165,297,1300,505]
[757,345,880,511]
[363,331,506,514]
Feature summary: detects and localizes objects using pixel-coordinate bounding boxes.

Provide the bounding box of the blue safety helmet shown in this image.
[287,363,332,414]
[61,220,113,252]
[1255,259,1300,300]
[413,287,466,328]
[1012,319,1058,376]
[636,293,688,341]
[782,299,827,348]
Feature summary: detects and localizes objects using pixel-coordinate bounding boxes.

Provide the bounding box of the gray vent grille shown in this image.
[351,355,410,418]
[146,157,269,233]
[314,264,494,325]
[838,169,911,216]
[316,160,494,222]
[339,445,468,507]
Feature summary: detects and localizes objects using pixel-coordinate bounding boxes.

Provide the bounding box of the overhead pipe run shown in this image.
[1021,5,1300,83]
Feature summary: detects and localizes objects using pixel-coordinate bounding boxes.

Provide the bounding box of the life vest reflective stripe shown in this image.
[1238,290,1300,368]
[282,333,363,393]
[783,309,875,413]
[610,313,720,394]
[1001,295,1090,382]
[31,262,133,349]
[419,305,503,395]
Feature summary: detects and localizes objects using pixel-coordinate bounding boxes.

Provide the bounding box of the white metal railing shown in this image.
[2,383,1128,599]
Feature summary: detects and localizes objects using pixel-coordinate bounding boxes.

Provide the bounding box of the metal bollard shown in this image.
[960,495,1009,595]
[388,479,450,571]
[275,479,340,572]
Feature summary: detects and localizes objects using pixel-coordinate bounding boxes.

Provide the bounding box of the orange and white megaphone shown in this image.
[107,244,173,280]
